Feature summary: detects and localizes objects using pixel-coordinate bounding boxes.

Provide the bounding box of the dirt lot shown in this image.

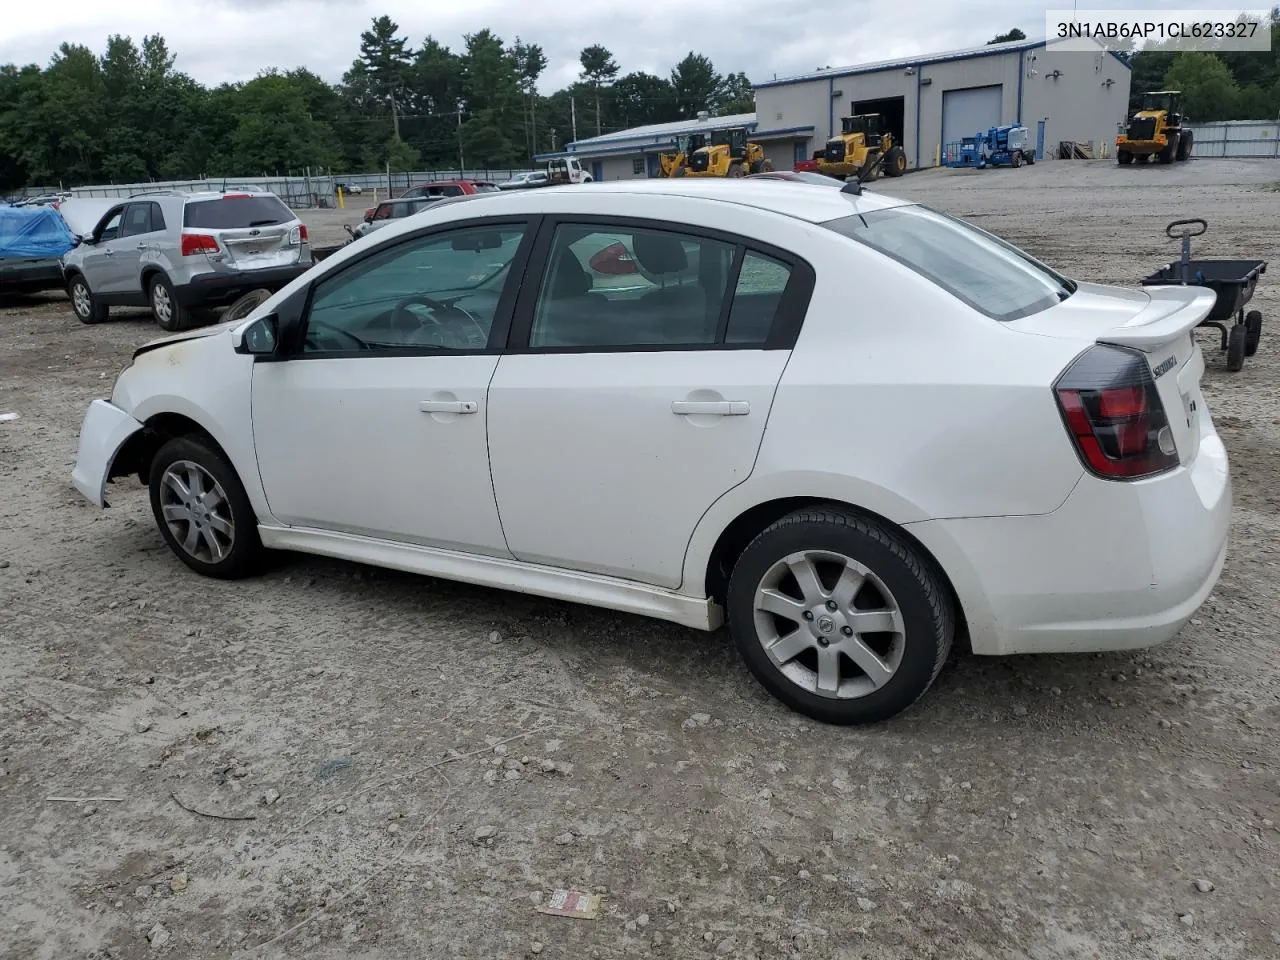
[2,159,1278,960]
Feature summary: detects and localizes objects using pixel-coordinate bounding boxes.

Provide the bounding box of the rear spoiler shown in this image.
[1096,285,1216,353]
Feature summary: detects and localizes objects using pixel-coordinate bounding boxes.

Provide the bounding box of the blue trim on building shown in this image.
[752,125,816,138]
[827,75,835,140]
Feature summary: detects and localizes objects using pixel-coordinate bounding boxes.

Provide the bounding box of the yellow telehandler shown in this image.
[816,114,907,180]
[684,127,774,178]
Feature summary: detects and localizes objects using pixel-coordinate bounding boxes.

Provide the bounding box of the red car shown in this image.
[362,180,500,220]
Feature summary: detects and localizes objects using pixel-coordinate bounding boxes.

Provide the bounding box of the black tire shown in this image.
[1117,150,1133,165]
[68,274,109,324]
[1177,130,1193,161]
[148,274,186,332]
[1244,309,1261,357]
[1011,151,1022,168]
[222,288,274,323]
[1158,133,1179,164]
[1024,150,1035,165]
[760,159,775,172]
[148,436,263,579]
[726,507,954,725]
[882,146,907,177]
[749,159,763,174]
[1226,323,1246,372]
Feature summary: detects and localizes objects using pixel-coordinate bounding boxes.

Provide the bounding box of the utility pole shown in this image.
[570,96,578,144]
[457,101,466,174]
[390,90,400,140]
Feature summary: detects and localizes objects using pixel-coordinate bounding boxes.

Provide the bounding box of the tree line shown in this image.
[0,16,752,190]
[1,12,1277,191]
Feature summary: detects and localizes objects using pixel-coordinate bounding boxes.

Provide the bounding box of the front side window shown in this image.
[120,203,153,238]
[822,205,1074,322]
[97,209,124,242]
[302,224,526,355]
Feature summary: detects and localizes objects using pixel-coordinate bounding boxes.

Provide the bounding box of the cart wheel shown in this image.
[1226,323,1246,372]
[1244,309,1261,357]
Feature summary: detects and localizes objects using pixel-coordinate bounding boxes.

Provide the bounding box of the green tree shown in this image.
[988,28,1027,44]
[718,71,754,114]
[1162,52,1239,122]
[579,44,619,137]
[612,71,677,127]
[227,71,340,174]
[459,30,522,164]
[670,52,723,118]
[510,38,547,156]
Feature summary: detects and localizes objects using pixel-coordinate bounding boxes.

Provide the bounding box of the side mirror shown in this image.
[235,314,279,356]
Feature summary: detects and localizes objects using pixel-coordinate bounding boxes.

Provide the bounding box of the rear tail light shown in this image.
[289,224,308,245]
[180,233,219,256]
[1054,344,1179,480]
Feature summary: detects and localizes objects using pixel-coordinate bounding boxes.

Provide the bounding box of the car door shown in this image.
[251,218,536,555]
[111,202,156,297]
[486,217,815,588]
[80,205,125,294]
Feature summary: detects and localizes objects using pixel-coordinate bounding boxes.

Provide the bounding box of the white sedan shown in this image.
[71,179,1231,724]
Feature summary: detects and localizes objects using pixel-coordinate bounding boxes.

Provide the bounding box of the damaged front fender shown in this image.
[72,399,144,507]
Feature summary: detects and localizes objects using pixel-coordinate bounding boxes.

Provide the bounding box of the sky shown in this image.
[0,0,1261,90]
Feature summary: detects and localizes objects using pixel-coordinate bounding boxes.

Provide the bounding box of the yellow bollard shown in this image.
[337,187,345,209]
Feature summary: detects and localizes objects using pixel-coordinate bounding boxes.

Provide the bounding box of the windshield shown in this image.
[823,205,1075,322]
[1140,93,1176,112]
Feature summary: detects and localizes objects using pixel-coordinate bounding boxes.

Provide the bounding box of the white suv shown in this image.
[61,190,312,331]
[70,180,1230,724]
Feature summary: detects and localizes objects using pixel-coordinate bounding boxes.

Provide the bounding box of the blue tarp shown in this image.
[0,205,76,258]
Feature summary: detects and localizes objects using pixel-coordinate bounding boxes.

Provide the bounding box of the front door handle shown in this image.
[103,248,115,257]
[419,400,478,414]
[136,243,148,251]
[671,400,750,416]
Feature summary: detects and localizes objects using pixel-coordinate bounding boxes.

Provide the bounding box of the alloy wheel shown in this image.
[752,550,905,699]
[159,460,235,563]
[152,283,173,326]
[72,282,92,318]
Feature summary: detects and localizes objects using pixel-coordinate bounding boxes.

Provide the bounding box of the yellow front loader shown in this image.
[816,114,907,180]
[684,127,774,177]
[657,133,707,177]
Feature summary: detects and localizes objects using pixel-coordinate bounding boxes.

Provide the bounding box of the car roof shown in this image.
[501,178,911,223]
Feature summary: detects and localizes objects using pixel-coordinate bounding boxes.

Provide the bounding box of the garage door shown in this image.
[942,85,1003,146]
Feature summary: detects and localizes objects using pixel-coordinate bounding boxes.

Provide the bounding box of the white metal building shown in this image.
[540,37,1131,178]
[753,37,1131,170]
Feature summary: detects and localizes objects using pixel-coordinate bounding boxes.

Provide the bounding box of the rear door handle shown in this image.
[419,400,478,414]
[671,400,750,416]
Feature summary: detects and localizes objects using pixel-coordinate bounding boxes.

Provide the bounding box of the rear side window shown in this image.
[823,206,1075,322]
[473,184,500,194]
[183,196,292,229]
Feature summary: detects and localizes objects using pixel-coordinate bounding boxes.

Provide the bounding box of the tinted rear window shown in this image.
[183,196,293,229]
[823,206,1075,322]
[473,184,500,193]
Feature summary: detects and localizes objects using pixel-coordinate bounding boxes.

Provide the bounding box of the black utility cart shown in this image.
[1142,218,1266,372]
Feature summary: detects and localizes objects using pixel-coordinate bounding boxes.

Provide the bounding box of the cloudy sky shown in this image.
[0,0,1252,89]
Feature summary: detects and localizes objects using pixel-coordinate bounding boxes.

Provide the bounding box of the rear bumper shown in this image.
[72,399,144,508]
[909,433,1231,655]
[0,257,64,292]
[174,262,312,308]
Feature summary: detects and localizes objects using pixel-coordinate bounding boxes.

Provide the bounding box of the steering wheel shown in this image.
[304,319,369,352]
[390,295,488,349]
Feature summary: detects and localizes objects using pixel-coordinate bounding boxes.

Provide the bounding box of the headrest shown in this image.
[632,232,688,276]
[549,251,590,297]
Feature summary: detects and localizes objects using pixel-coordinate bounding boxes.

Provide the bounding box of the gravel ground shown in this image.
[1,158,1278,960]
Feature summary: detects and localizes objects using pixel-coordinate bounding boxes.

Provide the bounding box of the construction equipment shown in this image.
[684,127,773,178]
[817,114,906,181]
[942,124,1034,169]
[657,133,707,177]
[1116,91,1193,165]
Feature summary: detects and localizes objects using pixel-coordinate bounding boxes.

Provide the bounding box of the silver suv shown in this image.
[61,190,312,330]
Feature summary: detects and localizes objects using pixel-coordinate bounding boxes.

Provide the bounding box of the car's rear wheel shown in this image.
[726,507,953,725]
[69,275,108,324]
[148,436,262,579]
[149,275,186,332]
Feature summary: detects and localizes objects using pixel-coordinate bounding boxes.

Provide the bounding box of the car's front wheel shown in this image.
[69,275,109,324]
[148,436,262,579]
[726,507,953,724]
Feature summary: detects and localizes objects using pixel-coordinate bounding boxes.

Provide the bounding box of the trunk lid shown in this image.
[1009,281,1217,467]
[183,195,303,271]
